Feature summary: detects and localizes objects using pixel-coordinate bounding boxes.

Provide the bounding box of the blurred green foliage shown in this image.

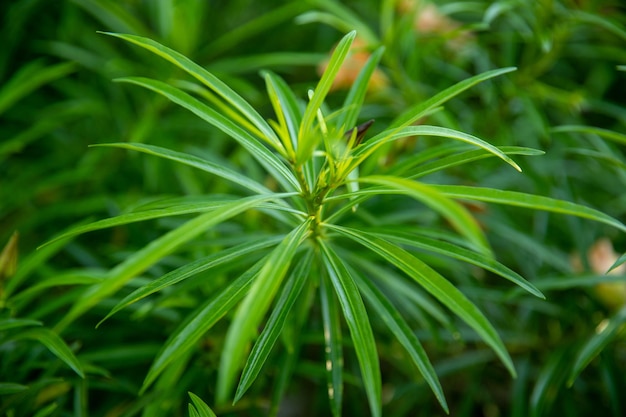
[1,1,626,416]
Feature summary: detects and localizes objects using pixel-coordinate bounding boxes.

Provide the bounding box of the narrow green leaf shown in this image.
[551,125,626,146]
[235,251,312,402]
[609,252,626,273]
[99,236,283,326]
[406,147,544,179]
[432,185,626,233]
[0,61,76,116]
[374,229,544,298]
[388,67,516,129]
[209,52,325,74]
[115,76,300,191]
[320,241,382,417]
[55,194,280,332]
[570,10,626,42]
[568,307,626,386]
[346,253,453,329]
[5,219,89,299]
[263,70,303,155]
[32,402,58,417]
[217,219,311,403]
[207,3,310,56]
[101,32,283,151]
[359,176,490,254]
[297,0,379,44]
[530,348,569,417]
[142,260,264,392]
[354,126,522,172]
[0,383,29,395]
[0,231,19,280]
[73,0,150,35]
[319,265,344,417]
[11,271,104,307]
[188,392,218,417]
[11,328,84,377]
[337,46,385,130]
[41,193,294,249]
[269,277,316,417]
[328,225,516,377]
[93,142,271,194]
[352,271,449,413]
[297,31,356,163]
[0,318,42,331]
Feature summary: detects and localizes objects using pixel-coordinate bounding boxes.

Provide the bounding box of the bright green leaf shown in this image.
[188,392,218,417]
[55,194,281,332]
[99,236,283,326]
[235,251,312,402]
[358,176,490,254]
[216,219,311,403]
[432,185,626,233]
[328,225,516,377]
[142,260,265,392]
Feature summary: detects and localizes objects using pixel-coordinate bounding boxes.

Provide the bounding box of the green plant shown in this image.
[35,29,626,417]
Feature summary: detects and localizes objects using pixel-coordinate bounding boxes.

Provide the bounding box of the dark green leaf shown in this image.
[568,307,626,386]
[320,241,382,417]
[352,271,448,413]
[11,328,84,377]
[319,264,344,417]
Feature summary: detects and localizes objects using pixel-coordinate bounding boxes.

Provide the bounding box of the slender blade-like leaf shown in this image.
[320,240,382,417]
[551,125,626,145]
[0,318,42,331]
[92,142,271,194]
[188,392,218,417]
[263,71,302,155]
[100,32,283,150]
[297,30,356,163]
[115,76,300,191]
[432,185,626,233]
[234,251,312,402]
[319,265,344,417]
[142,260,265,392]
[99,236,283,326]
[354,126,522,172]
[351,270,448,413]
[55,194,281,332]
[216,219,311,403]
[567,306,626,386]
[337,46,385,130]
[373,229,544,298]
[41,194,294,249]
[405,147,544,179]
[610,252,626,273]
[327,225,516,377]
[11,328,84,377]
[388,67,516,129]
[359,176,490,254]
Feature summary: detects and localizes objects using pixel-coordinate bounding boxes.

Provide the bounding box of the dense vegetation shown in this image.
[2,1,626,416]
